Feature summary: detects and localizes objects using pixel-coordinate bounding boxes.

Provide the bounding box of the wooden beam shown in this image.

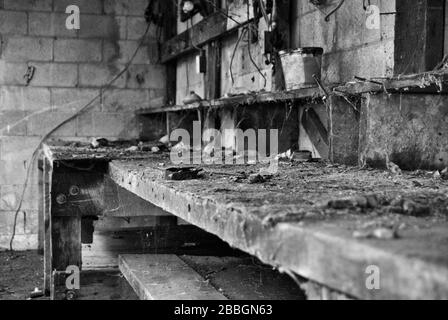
[163,0,177,106]
[161,13,255,63]
[204,0,222,100]
[51,216,82,271]
[137,87,322,115]
[204,41,221,100]
[38,159,44,253]
[333,70,448,95]
[301,107,329,159]
[43,157,53,294]
[119,254,228,300]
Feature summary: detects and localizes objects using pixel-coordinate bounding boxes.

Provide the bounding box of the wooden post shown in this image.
[43,157,52,295]
[205,40,221,100]
[38,159,44,253]
[164,0,177,106]
[51,216,82,271]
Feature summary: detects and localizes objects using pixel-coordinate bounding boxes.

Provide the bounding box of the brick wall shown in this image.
[0,0,166,250]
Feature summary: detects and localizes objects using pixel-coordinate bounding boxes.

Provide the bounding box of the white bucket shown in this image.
[279,47,323,90]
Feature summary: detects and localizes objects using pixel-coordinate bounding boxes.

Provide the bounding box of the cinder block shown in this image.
[54,39,102,62]
[4,0,52,11]
[126,64,165,89]
[1,184,39,211]
[92,112,139,138]
[0,160,30,185]
[0,110,27,136]
[54,0,103,14]
[0,86,51,111]
[29,12,77,38]
[0,234,38,250]
[115,16,128,39]
[127,17,157,40]
[101,89,149,112]
[0,136,41,161]
[104,0,148,16]
[78,63,127,88]
[51,88,100,112]
[26,111,77,137]
[0,211,38,235]
[0,10,28,35]
[0,61,28,86]
[1,37,53,62]
[147,90,165,109]
[79,14,119,39]
[30,63,78,87]
[321,41,394,84]
[103,40,155,64]
[76,111,96,136]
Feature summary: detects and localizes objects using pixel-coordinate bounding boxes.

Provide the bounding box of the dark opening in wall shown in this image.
[395,0,445,74]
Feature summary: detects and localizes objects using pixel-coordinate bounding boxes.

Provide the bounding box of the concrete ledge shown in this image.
[109,158,448,299]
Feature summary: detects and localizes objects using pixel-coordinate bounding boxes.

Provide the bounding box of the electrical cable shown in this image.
[257,0,271,30]
[325,0,345,22]
[8,22,152,251]
[230,27,247,84]
[246,1,267,88]
[363,0,372,11]
[204,0,245,28]
[247,26,267,88]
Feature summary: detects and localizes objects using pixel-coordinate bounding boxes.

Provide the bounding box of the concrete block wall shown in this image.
[360,93,448,170]
[0,0,166,250]
[291,0,396,84]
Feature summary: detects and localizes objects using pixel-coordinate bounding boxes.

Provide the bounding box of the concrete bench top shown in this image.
[108,157,448,300]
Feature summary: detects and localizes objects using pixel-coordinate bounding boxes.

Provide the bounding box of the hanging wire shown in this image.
[246,0,267,88]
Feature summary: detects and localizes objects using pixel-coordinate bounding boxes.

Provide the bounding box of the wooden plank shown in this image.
[161,13,227,63]
[108,157,448,299]
[50,271,68,300]
[48,163,171,218]
[38,159,44,252]
[163,0,177,106]
[42,143,155,162]
[301,108,329,159]
[51,170,105,217]
[137,87,322,115]
[119,254,228,300]
[271,0,291,91]
[205,41,221,100]
[334,70,448,95]
[51,216,82,271]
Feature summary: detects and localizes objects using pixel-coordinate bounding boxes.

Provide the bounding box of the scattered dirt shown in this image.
[0,251,137,300]
[180,255,306,300]
[76,271,138,300]
[0,251,44,300]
